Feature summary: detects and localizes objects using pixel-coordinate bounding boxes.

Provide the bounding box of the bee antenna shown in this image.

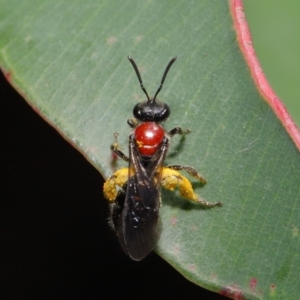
[128,56,150,101]
[153,57,177,101]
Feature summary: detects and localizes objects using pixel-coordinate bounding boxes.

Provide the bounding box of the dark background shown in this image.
[0,71,227,299]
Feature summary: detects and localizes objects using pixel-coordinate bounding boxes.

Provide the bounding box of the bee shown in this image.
[104,57,222,261]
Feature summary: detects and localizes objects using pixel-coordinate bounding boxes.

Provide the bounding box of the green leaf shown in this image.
[1,0,299,299]
[244,0,300,127]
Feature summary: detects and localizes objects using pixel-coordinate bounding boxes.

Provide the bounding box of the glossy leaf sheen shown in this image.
[0,1,299,299]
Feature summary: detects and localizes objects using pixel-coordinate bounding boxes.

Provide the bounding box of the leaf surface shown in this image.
[1,1,299,298]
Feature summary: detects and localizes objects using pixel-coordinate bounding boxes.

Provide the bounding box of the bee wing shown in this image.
[117,135,169,261]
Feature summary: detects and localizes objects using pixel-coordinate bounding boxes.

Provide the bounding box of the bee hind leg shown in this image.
[161,167,222,208]
[103,168,129,202]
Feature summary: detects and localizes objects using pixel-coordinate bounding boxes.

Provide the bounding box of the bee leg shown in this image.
[110,133,130,162]
[108,187,126,232]
[127,118,139,128]
[166,165,206,184]
[168,127,191,137]
[103,168,129,202]
[161,168,222,208]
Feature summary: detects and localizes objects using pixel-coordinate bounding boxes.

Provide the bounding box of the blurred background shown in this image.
[244,0,300,127]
